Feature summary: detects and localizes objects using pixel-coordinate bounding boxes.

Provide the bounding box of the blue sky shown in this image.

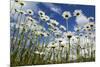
[10,1,95,46]
[11,1,95,31]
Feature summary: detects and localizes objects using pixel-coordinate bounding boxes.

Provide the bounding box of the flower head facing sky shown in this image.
[38,10,45,17]
[27,9,34,15]
[62,11,72,20]
[10,1,95,65]
[11,1,95,32]
[73,10,83,17]
[19,1,25,6]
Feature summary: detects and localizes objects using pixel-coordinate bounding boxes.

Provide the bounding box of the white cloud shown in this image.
[76,14,89,26]
[43,3,62,14]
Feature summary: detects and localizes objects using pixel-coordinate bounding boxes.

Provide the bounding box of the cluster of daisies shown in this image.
[10,0,95,63]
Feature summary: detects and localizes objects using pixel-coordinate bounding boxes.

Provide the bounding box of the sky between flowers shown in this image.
[11,1,95,31]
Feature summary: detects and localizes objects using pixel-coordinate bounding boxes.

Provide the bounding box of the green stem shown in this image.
[68,38,70,62]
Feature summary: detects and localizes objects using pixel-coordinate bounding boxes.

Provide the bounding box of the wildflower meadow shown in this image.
[10,0,95,66]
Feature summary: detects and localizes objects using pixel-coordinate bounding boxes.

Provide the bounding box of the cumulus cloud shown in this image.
[76,15,89,26]
[74,10,93,26]
[43,3,62,14]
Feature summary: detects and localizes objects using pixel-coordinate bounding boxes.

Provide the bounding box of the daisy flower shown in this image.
[42,32,49,37]
[38,10,45,17]
[47,23,52,27]
[57,38,63,43]
[14,8,19,13]
[84,23,92,31]
[34,51,40,54]
[52,27,59,31]
[19,1,25,6]
[51,43,57,48]
[19,10,26,14]
[82,27,87,32]
[62,11,72,20]
[60,25,66,31]
[73,10,83,16]
[26,16,34,23]
[36,31,43,36]
[60,44,65,48]
[88,22,95,29]
[27,9,34,15]
[88,17,94,21]
[66,31,73,39]
[55,32,61,37]
[36,31,47,37]
[40,15,50,22]
[15,0,19,3]
[74,26,81,32]
[45,15,50,21]
[48,42,58,48]
[62,11,71,32]
[79,33,83,37]
[50,19,59,26]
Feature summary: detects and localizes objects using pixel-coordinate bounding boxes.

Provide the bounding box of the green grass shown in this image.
[10,40,95,66]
